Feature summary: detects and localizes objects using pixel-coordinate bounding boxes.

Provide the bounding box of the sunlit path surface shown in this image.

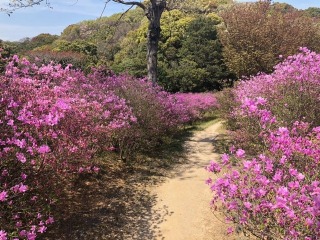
[147,121,237,240]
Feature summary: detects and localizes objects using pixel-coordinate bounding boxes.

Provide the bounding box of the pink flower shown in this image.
[227,227,234,234]
[19,230,27,237]
[7,119,14,126]
[15,221,22,227]
[26,232,36,240]
[288,181,299,189]
[18,184,28,193]
[38,226,47,233]
[280,155,287,164]
[278,127,289,135]
[221,153,230,165]
[31,196,37,201]
[277,187,289,197]
[256,97,267,105]
[55,99,70,110]
[205,178,212,185]
[243,160,252,170]
[15,139,26,148]
[21,173,27,180]
[206,161,221,173]
[0,230,7,240]
[0,191,7,202]
[244,201,252,209]
[236,149,245,158]
[46,216,54,225]
[12,184,28,193]
[305,218,313,227]
[37,145,50,154]
[102,110,111,118]
[297,173,305,181]
[107,146,116,151]
[273,170,283,182]
[289,168,298,176]
[229,145,235,153]
[16,152,27,163]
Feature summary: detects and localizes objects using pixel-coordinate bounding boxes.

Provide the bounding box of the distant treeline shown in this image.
[1,0,320,92]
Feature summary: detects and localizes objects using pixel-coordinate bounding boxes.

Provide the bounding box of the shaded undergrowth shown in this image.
[39,115,221,239]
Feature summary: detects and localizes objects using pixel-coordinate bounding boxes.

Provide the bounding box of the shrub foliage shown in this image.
[208,48,320,239]
[0,55,218,239]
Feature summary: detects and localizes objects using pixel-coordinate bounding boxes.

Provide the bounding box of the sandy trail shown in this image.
[148,121,235,240]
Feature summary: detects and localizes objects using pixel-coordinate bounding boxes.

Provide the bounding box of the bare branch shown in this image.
[1,0,51,14]
[117,4,135,21]
[112,0,146,11]
[100,0,111,18]
[8,0,48,8]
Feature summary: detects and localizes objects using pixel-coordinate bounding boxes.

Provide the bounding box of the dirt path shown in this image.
[147,120,236,240]
[41,120,239,240]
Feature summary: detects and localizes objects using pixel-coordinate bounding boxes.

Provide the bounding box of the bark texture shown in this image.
[146,1,166,85]
[112,0,166,84]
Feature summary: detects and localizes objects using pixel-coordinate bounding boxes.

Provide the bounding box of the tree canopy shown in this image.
[219,1,320,78]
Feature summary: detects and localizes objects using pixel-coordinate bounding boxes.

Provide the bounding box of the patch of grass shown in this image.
[187,111,220,131]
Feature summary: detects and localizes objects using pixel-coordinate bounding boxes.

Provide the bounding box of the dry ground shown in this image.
[146,120,238,240]
[40,120,247,240]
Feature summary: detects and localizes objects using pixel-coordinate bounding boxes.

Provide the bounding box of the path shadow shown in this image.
[191,133,230,154]
[39,160,168,240]
[209,133,231,154]
[39,124,219,240]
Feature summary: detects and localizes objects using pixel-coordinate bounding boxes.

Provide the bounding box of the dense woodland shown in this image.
[1,0,320,91]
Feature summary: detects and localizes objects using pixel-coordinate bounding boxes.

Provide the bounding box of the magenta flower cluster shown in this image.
[207,48,320,239]
[173,93,219,122]
[0,56,218,239]
[85,68,219,159]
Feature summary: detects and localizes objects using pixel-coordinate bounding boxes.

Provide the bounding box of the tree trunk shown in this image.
[146,0,166,85]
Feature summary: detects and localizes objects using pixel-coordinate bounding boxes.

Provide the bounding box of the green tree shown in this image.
[304,7,320,18]
[114,12,233,92]
[0,40,13,73]
[25,39,99,71]
[219,1,320,78]
[3,0,230,84]
[3,33,58,54]
[112,10,192,78]
[112,28,148,77]
[159,15,234,92]
[28,33,59,49]
[52,40,97,56]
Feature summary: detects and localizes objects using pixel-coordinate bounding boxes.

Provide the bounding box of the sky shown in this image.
[0,0,320,42]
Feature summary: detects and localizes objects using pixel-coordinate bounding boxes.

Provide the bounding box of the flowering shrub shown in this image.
[208,48,320,239]
[86,68,219,159]
[0,56,135,239]
[26,49,94,72]
[173,93,219,122]
[0,56,219,238]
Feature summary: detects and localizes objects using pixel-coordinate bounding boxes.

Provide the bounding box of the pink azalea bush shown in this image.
[0,55,219,239]
[86,68,219,159]
[0,56,137,239]
[208,48,320,239]
[173,93,219,122]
